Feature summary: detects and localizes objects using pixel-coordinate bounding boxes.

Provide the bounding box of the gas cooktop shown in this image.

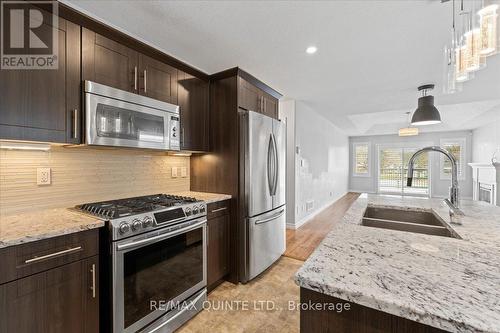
[76,194,207,240]
[76,194,200,219]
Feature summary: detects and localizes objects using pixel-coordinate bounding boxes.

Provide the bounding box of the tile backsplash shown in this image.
[0,146,190,216]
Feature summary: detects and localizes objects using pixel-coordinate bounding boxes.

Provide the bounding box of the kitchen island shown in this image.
[295,194,500,333]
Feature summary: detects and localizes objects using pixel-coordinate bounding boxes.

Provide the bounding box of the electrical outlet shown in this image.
[37,168,51,185]
[171,167,178,178]
[180,167,187,178]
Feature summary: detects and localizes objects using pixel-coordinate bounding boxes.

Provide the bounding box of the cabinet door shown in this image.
[178,71,209,151]
[238,77,261,112]
[263,93,278,119]
[0,257,99,333]
[0,17,80,143]
[82,28,138,93]
[207,213,229,289]
[138,54,178,104]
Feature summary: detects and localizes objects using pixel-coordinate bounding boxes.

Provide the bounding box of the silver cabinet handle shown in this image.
[255,209,285,225]
[24,246,82,264]
[72,109,78,139]
[134,66,138,91]
[90,263,96,298]
[144,69,147,93]
[211,207,227,213]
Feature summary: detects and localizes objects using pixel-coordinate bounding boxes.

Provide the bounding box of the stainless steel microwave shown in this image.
[84,81,180,151]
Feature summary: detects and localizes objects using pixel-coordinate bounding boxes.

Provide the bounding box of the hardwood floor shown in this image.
[284,192,360,261]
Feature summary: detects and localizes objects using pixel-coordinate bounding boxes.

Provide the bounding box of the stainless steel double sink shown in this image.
[362,207,460,239]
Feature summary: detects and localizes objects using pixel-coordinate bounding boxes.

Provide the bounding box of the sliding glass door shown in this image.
[378,147,429,196]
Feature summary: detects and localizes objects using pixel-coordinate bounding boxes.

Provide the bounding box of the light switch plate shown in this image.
[171,167,178,178]
[37,168,51,185]
[180,167,187,178]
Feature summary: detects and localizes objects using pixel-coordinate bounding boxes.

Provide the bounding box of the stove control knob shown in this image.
[185,207,192,216]
[200,206,206,213]
[193,206,199,214]
[119,222,130,234]
[142,216,153,227]
[132,219,142,231]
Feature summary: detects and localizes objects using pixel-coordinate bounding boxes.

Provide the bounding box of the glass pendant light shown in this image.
[478,2,499,56]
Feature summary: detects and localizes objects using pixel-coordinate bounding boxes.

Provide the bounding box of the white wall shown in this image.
[349,130,473,199]
[292,101,349,228]
[472,115,500,163]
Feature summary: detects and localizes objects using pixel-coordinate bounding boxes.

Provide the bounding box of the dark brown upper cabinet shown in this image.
[82,28,138,93]
[178,71,209,152]
[83,29,178,104]
[262,92,278,119]
[238,77,261,112]
[237,77,279,119]
[139,54,178,104]
[0,17,81,144]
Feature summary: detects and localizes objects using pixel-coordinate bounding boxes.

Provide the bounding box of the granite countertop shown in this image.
[0,191,231,249]
[0,208,104,249]
[295,194,500,333]
[172,191,232,204]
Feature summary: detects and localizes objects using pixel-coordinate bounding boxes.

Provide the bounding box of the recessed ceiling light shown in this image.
[306,46,317,54]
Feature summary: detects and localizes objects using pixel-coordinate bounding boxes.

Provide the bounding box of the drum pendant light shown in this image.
[411,84,442,126]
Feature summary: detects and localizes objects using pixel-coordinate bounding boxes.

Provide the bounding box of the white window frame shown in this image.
[440,138,466,181]
[352,142,371,177]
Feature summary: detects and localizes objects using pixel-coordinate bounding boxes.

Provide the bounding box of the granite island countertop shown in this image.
[0,191,231,249]
[295,194,500,333]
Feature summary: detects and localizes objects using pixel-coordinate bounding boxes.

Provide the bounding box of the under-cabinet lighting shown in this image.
[0,141,51,151]
[168,152,192,157]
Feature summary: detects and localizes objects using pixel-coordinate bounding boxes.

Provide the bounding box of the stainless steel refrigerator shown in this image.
[239,110,286,282]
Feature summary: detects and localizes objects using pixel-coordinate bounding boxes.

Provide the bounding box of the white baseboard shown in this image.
[289,192,348,229]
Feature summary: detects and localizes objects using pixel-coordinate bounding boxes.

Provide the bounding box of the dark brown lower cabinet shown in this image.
[207,200,230,292]
[0,231,99,333]
[300,288,445,333]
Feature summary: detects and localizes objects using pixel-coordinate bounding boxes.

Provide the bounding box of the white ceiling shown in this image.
[63,0,500,136]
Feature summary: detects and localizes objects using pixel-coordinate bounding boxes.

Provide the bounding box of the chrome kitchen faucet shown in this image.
[407,146,464,223]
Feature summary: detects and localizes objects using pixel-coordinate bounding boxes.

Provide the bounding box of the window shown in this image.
[440,138,466,180]
[353,143,370,176]
[378,147,429,195]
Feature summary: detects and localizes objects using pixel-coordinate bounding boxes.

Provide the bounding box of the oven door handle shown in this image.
[116,219,206,252]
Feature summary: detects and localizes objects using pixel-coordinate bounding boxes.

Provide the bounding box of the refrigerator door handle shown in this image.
[271,133,279,196]
[255,209,285,224]
[267,134,274,195]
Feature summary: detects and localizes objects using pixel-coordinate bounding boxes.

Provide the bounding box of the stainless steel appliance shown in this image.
[84,81,180,151]
[239,110,286,282]
[76,194,207,333]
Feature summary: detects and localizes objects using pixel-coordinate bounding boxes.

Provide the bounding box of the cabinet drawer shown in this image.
[207,200,231,219]
[0,229,99,285]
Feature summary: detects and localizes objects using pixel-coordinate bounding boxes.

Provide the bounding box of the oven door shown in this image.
[85,92,174,150]
[112,218,207,333]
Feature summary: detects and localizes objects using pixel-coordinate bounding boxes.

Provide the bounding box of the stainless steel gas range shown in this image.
[76,194,207,333]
